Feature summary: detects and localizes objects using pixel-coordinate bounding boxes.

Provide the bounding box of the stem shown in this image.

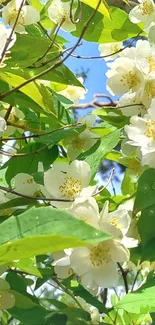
[0,0,25,63]
[0,0,102,100]
[54,278,84,309]
[4,105,13,122]
[117,263,128,294]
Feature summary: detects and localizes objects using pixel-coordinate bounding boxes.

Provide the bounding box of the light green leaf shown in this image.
[85,129,120,177]
[0,207,111,265]
[10,258,42,278]
[80,0,110,18]
[72,5,142,43]
[115,285,155,314]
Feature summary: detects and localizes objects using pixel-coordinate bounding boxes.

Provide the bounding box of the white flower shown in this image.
[67,196,100,228]
[106,57,144,96]
[125,98,155,167]
[58,77,87,106]
[142,75,155,107]
[129,0,155,29]
[64,115,100,160]
[99,201,131,238]
[11,173,40,196]
[52,250,73,279]
[48,0,76,32]
[70,240,129,289]
[44,160,96,208]
[2,0,40,33]
[134,40,155,75]
[117,91,146,117]
[98,42,123,61]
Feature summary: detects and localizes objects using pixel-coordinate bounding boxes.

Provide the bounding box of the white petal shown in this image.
[92,262,119,288]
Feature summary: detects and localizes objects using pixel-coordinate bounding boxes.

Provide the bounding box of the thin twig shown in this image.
[131,269,141,292]
[117,263,128,294]
[36,19,65,63]
[4,105,13,122]
[0,185,74,202]
[64,32,142,60]
[0,0,102,100]
[54,278,84,309]
[93,168,114,196]
[0,122,81,142]
[70,0,82,24]
[0,0,25,63]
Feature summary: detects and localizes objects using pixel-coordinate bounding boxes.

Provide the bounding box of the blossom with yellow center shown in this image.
[11,173,40,196]
[98,41,123,61]
[48,0,76,32]
[129,0,155,29]
[106,57,144,96]
[2,0,40,33]
[57,77,87,106]
[44,160,96,208]
[125,98,155,167]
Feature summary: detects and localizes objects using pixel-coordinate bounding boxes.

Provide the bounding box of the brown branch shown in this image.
[71,94,117,109]
[117,262,128,294]
[0,0,102,100]
[0,122,81,142]
[0,185,74,202]
[0,0,25,63]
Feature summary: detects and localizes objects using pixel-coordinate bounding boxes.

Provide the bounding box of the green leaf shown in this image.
[8,34,54,68]
[115,281,155,314]
[0,207,111,265]
[72,5,142,43]
[134,168,155,211]
[93,107,130,128]
[2,143,58,184]
[80,0,110,18]
[10,258,42,278]
[0,71,62,127]
[85,129,120,177]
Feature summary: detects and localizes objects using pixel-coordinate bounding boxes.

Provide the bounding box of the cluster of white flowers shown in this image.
[52,193,135,293]
[99,10,155,168]
[4,160,138,294]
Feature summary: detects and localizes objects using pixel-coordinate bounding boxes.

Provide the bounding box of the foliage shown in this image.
[0,0,154,324]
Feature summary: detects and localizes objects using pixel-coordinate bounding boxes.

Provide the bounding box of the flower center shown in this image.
[120,71,140,89]
[8,9,25,25]
[145,81,155,98]
[24,177,34,185]
[59,176,82,198]
[148,56,155,72]
[140,1,153,15]
[71,138,85,150]
[59,8,71,23]
[145,120,155,139]
[110,217,119,228]
[90,242,112,267]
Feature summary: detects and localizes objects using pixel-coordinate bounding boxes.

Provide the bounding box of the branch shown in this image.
[0,0,102,100]
[71,94,117,109]
[0,185,74,202]
[117,262,129,294]
[0,0,25,63]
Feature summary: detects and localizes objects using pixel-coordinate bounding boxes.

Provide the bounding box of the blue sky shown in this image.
[60,31,109,111]
[60,32,124,194]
